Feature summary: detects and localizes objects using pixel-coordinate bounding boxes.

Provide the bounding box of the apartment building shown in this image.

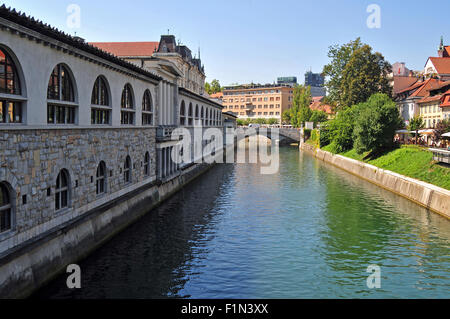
[221,84,294,122]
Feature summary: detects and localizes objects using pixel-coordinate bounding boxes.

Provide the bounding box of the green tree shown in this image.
[205,82,211,94]
[408,116,425,145]
[340,45,392,108]
[433,119,450,141]
[353,93,403,155]
[205,79,221,95]
[210,79,221,94]
[288,85,312,127]
[326,103,366,153]
[256,118,267,125]
[268,118,279,125]
[282,110,291,124]
[323,38,363,105]
[323,38,392,108]
[310,110,329,126]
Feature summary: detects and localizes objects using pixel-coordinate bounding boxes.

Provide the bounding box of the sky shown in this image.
[4,0,450,86]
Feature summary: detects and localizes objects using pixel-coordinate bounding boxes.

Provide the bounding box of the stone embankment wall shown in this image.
[301,143,450,219]
[0,161,213,298]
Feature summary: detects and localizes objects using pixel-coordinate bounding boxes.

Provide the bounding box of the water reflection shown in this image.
[34,148,450,299]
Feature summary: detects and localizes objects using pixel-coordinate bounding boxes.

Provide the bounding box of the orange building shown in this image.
[309,96,335,119]
[221,84,294,123]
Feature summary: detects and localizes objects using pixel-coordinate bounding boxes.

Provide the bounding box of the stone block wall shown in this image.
[0,127,157,254]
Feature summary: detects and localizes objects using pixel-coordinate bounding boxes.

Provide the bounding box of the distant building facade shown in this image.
[392,62,411,77]
[423,37,450,80]
[396,38,450,125]
[305,71,326,97]
[222,84,294,123]
[277,77,297,86]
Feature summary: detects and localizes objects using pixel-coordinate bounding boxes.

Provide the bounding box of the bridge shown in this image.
[238,127,302,145]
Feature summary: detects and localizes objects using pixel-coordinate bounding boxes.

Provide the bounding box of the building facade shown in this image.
[304,71,326,97]
[221,84,294,123]
[92,35,206,96]
[0,6,223,297]
[423,38,450,80]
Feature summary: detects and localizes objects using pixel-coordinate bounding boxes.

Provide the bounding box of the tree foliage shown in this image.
[353,93,403,154]
[323,38,392,108]
[408,116,425,144]
[322,38,363,105]
[340,45,392,108]
[310,110,329,125]
[205,79,222,95]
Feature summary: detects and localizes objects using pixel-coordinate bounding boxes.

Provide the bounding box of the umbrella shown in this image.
[442,132,450,138]
[418,129,434,135]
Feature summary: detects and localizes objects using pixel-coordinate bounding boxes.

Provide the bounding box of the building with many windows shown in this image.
[92,35,206,95]
[305,71,326,97]
[417,81,450,128]
[221,84,294,123]
[0,6,223,298]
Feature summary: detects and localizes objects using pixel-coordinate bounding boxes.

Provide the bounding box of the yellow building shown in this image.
[221,84,294,123]
[417,81,450,128]
[418,95,443,128]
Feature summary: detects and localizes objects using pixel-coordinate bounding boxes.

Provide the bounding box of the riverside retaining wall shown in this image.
[301,143,450,219]
[0,162,213,299]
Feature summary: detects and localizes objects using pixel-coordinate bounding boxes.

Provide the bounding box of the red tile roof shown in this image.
[310,101,334,115]
[210,92,223,99]
[398,78,444,98]
[441,89,450,107]
[90,42,159,57]
[393,76,418,94]
[428,57,450,74]
[312,96,324,103]
[417,94,442,104]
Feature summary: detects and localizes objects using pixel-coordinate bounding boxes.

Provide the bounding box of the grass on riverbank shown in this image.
[321,144,450,190]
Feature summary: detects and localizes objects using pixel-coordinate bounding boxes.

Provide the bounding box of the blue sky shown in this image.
[4,0,450,86]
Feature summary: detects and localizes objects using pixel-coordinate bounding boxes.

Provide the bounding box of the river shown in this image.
[34,147,450,299]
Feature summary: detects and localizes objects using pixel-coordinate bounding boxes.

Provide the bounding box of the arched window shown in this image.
[201,107,204,126]
[142,89,153,125]
[47,64,76,124]
[55,170,70,211]
[180,100,186,126]
[188,103,193,126]
[0,47,23,124]
[121,84,134,125]
[124,156,132,183]
[195,105,199,123]
[0,182,12,233]
[96,161,107,195]
[91,76,111,125]
[144,152,150,176]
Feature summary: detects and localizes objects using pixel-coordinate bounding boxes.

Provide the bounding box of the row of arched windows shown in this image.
[179,100,222,127]
[0,152,152,234]
[0,46,155,126]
